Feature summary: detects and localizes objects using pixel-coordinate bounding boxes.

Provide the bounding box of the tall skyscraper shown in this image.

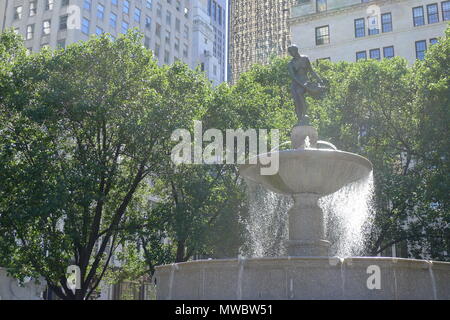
[228,0,294,83]
[289,0,449,63]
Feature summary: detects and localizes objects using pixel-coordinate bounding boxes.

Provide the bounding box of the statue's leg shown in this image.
[292,86,306,122]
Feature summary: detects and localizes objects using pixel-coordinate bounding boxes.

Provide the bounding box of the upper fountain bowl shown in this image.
[239,149,373,196]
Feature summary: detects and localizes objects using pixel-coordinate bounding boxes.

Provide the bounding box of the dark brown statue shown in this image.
[288,45,326,125]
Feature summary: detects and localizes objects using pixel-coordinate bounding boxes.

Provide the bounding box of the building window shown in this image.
[83,0,91,10]
[146,0,153,9]
[316,0,327,12]
[29,1,37,17]
[212,1,216,21]
[96,27,103,35]
[427,4,439,24]
[443,1,450,21]
[166,10,171,25]
[381,13,392,33]
[165,30,171,44]
[134,8,141,23]
[356,51,367,61]
[184,25,189,40]
[82,18,90,34]
[121,21,129,34]
[430,38,438,45]
[315,25,330,45]
[383,46,394,59]
[144,36,151,48]
[156,23,161,37]
[26,24,35,40]
[175,18,180,32]
[97,4,105,20]
[123,0,130,14]
[14,6,23,20]
[112,0,118,6]
[154,44,160,57]
[218,5,222,25]
[145,16,152,30]
[369,48,381,60]
[354,18,365,38]
[62,0,70,7]
[368,16,379,35]
[164,50,170,64]
[157,3,162,17]
[175,37,180,51]
[45,0,54,11]
[43,20,51,35]
[57,39,66,49]
[183,44,188,58]
[413,6,425,26]
[208,0,212,16]
[110,13,117,28]
[415,40,427,60]
[60,15,68,30]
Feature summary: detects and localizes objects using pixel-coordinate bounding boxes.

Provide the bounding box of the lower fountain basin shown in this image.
[239,149,373,196]
[154,257,450,300]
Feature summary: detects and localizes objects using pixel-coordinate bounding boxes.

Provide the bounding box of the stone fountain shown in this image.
[154,47,450,300]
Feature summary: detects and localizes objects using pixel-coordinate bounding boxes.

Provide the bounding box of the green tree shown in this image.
[0,31,189,299]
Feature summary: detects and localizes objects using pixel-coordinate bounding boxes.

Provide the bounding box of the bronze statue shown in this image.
[288,45,326,125]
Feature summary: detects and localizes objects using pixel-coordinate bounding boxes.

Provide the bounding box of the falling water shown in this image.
[242,180,291,257]
[320,172,375,257]
[428,261,438,300]
[243,172,374,258]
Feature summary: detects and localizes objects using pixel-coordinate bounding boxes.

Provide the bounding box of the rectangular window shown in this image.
[146,0,153,9]
[83,0,91,10]
[354,18,365,38]
[29,1,37,16]
[97,4,105,20]
[356,51,367,61]
[427,4,439,24]
[165,30,171,44]
[45,0,54,11]
[26,24,34,40]
[443,1,450,21]
[145,16,152,29]
[413,6,425,26]
[218,5,222,25]
[112,0,118,6]
[155,44,160,57]
[57,39,66,49]
[369,48,381,60]
[96,26,103,35]
[110,13,117,28]
[415,40,427,60]
[157,3,162,17]
[381,13,392,32]
[43,20,51,35]
[166,10,171,25]
[82,18,90,34]
[184,25,189,40]
[164,50,170,64]
[315,25,330,45]
[62,0,69,7]
[368,16,379,35]
[383,46,394,59]
[60,15,68,30]
[134,8,141,22]
[156,23,161,37]
[144,36,150,48]
[430,38,438,45]
[175,18,180,32]
[183,44,188,57]
[212,2,216,21]
[316,0,327,12]
[208,0,212,16]
[175,37,180,51]
[123,0,130,14]
[121,21,129,33]
[14,6,22,20]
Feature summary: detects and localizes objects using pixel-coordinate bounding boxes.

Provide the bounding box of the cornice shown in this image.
[288,0,411,26]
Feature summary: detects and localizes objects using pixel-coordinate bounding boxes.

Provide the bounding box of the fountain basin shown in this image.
[154,257,450,300]
[239,149,373,196]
